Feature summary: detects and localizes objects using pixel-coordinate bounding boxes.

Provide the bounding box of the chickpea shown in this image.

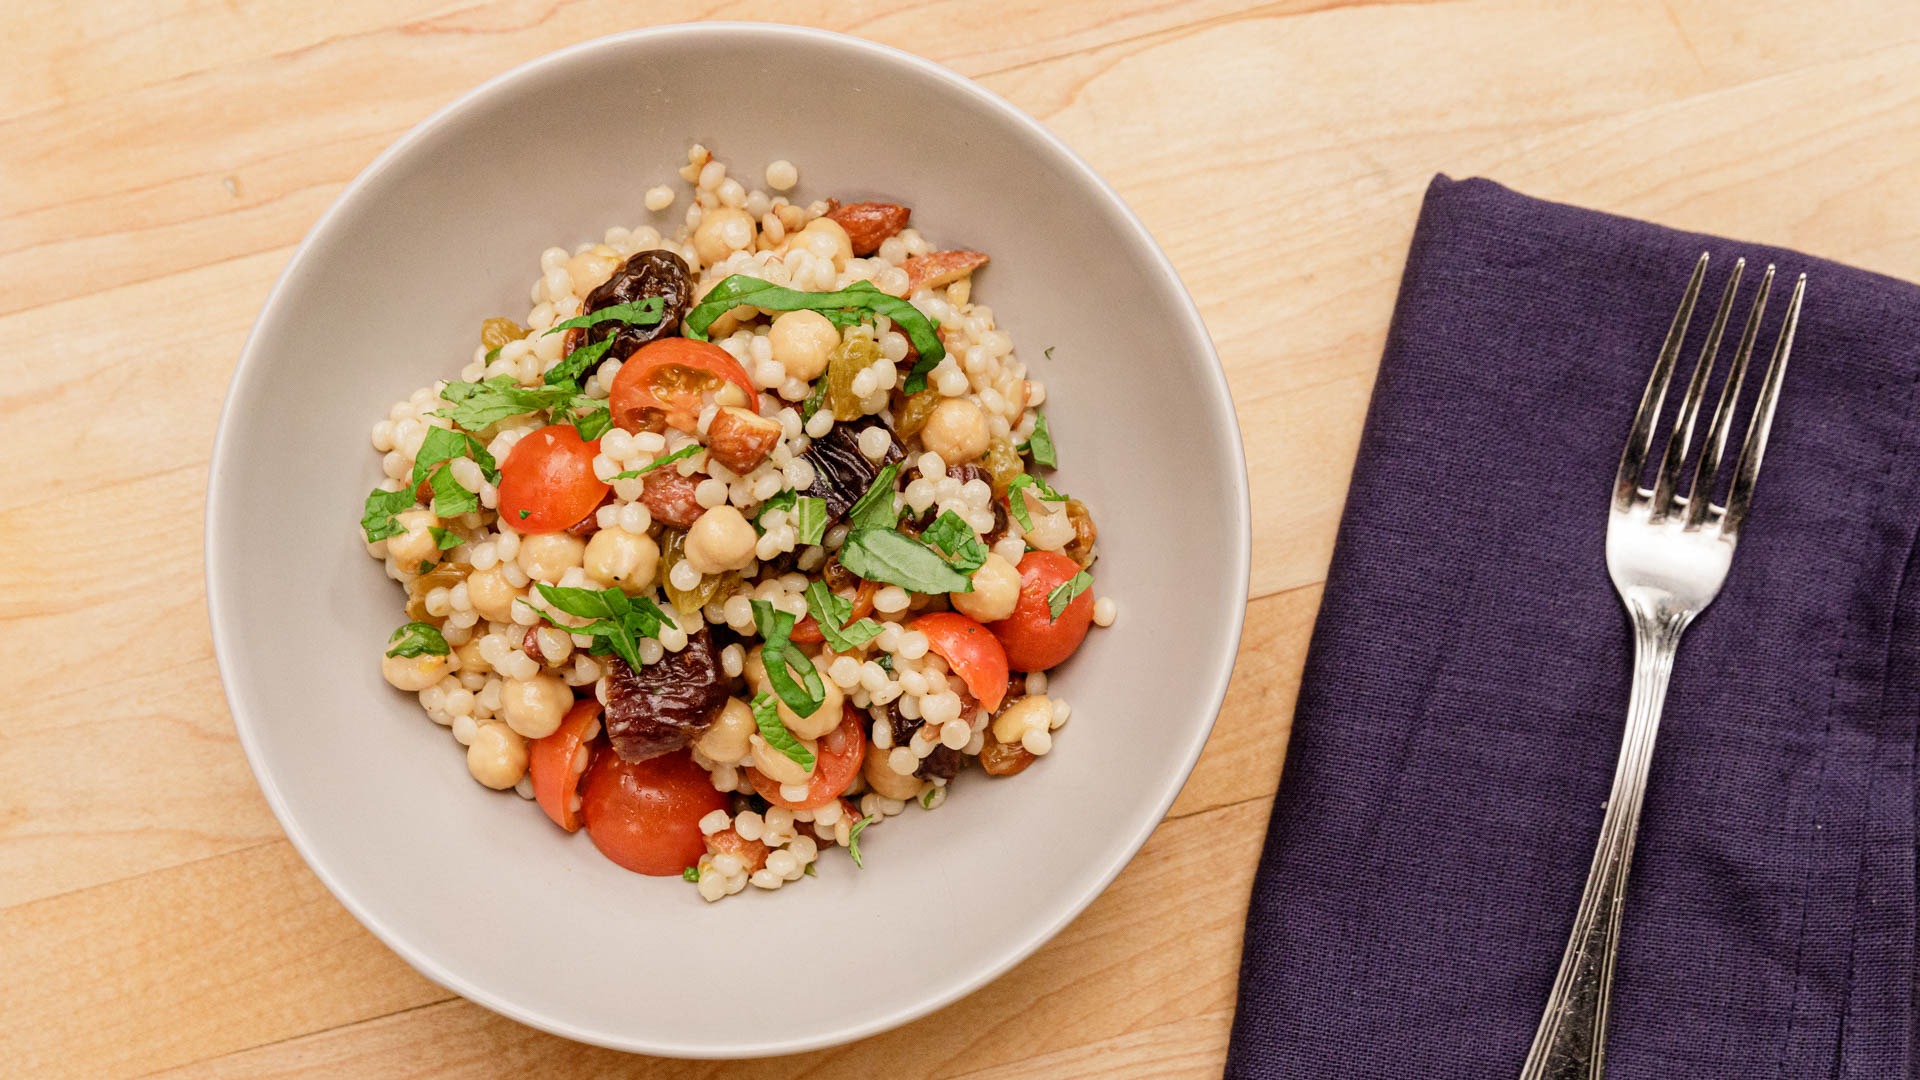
[767,310,838,381]
[583,527,660,593]
[952,552,1021,622]
[863,750,923,800]
[684,506,756,574]
[382,651,453,692]
[992,694,1054,745]
[920,398,990,464]
[744,648,844,739]
[466,564,520,622]
[453,637,491,675]
[466,722,529,789]
[500,673,571,739]
[692,206,756,266]
[517,532,585,584]
[565,244,622,296]
[386,508,441,569]
[694,697,755,763]
[750,732,816,786]
[794,218,852,271]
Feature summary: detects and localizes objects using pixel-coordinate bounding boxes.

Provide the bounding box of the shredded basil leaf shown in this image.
[608,444,700,480]
[427,466,478,519]
[803,580,883,652]
[541,297,664,337]
[417,560,434,575]
[751,691,816,770]
[361,487,414,542]
[567,397,613,441]
[1047,570,1092,620]
[1018,411,1056,469]
[751,600,827,718]
[683,276,943,390]
[846,463,902,532]
[848,813,878,868]
[922,510,987,572]
[436,377,575,430]
[682,865,700,882]
[484,345,502,363]
[541,331,620,390]
[429,526,464,551]
[412,426,498,489]
[532,583,669,672]
[918,786,937,809]
[1005,473,1068,531]
[386,621,449,658]
[793,496,828,546]
[876,654,894,673]
[800,376,829,422]
[838,528,974,594]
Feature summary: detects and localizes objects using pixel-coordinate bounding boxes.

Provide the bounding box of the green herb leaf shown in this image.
[411,426,499,488]
[542,330,620,389]
[361,487,415,543]
[436,376,575,430]
[800,376,829,423]
[519,509,531,520]
[532,583,670,672]
[1005,473,1067,531]
[846,463,901,532]
[568,397,613,441]
[838,528,974,594]
[848,813,878,868]
[753,488,798,532]
[803,580,884,652]
[1044,345,1056,360]
[608,443,700,481]
[792,496,828,546]
[922,510,987,572]
[918,786,937,809]
[484,345,502,363]
[682,865,701,882]
[804,862,818,877]
[429,526,464,551]
[1047,570,1092,620]
[750,691,816,771]
[541,297,665,337]
[428,466,478,519]
[751,600,827,718]
[1018,411,1056,469]
[386,621,450,658]
[876,654,894,673]
[683,276,944,390]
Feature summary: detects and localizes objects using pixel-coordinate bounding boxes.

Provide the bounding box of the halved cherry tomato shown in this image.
[748,703,867,810]
[790,580,879,645]
[610,338,758,434]
[497,424,609,534]
[529,699,600,832]
[913,611,1009,712]
[989,551,1093,672]
[580,748,727,876]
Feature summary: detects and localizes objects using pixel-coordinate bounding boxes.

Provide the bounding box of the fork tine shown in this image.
[1685,265,1775,528]
[1722,273,1806,533]
[1650,259,1743,519]
[1616,253,1709,510]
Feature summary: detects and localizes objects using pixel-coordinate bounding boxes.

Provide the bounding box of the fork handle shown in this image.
[1520,612,1687,1080]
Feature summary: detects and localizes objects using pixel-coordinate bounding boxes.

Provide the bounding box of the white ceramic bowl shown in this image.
[207,23,1248,1058]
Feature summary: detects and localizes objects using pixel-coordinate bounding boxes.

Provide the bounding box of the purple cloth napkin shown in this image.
[1227,178,1920,1079]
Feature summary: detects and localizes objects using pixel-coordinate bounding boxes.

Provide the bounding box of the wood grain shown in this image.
[4,0,1919,1074]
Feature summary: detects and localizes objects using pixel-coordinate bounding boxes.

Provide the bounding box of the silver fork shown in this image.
[1519,253,1806,1080]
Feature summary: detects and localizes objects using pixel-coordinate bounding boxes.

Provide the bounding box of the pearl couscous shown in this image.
[359,146,1111,900]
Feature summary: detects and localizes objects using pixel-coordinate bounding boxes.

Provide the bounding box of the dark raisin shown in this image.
[917,743,964,781]
[602,626,731,761]
[803,417,903,522]
[884,701,920,748]
[578,249,693,359]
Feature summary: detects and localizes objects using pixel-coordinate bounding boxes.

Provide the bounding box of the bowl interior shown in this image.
[209,24,1247,1057]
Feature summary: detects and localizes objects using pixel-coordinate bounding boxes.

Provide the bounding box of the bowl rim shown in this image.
[205,20,1252,1059]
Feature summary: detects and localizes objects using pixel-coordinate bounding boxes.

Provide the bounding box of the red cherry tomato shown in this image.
[497,424,609,534]
[580,748,727,876]
[990,551,1094,672]
[748,703,868,810]
[529,699,600,832]
[610,338,758,434]
[790,581,878,645]
[913,611,1009,712]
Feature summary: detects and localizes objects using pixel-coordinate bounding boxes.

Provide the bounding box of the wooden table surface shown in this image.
[7,2,1920,1076]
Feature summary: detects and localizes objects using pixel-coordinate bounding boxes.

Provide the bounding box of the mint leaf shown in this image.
[683,276,944,391]
[541,297,664,336]
[922,510,987,572]
[1005,473,1067,531]
[361,487,415,542]
[848,813,877,868]
[751,599,826,718]
[429,526,464,551]
[436,377,574,430]
[751,691,815,771]
[753,488,798,532]
[800,376,829,422]
[793,496,828,546]
[532,583,669,671]
[1047,570,1092,620]
[837,528,974,594]
[542,330,620,390]
[918,786,937,809]
[386,621,449,658]
[1018,411,1056,469]
[609,444,700,480]
[568,397,613,441]
[428,465,478,519]
[804,580,883,652]
[846,463,901,532]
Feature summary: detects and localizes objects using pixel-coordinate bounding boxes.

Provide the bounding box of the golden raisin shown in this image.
[1064,499,1097,568]
[826,335,883,421]
[659,529,737,615]
[405,562,471,623]
[479,317,528,352]
[979,436,1025,500]
[894,390,941,439]
[979,738,1036,777]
